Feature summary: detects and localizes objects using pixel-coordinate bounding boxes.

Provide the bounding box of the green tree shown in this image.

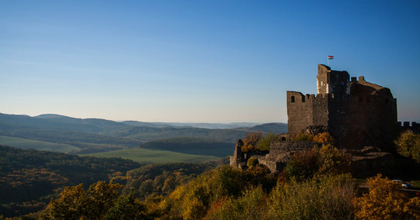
[284,149,319,181]
[394,130,420,162]
[316,144,351,177]
[255,132,280,151]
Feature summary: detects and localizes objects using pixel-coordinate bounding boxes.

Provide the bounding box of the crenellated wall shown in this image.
[287,64,398,150]
[398,121,420,133]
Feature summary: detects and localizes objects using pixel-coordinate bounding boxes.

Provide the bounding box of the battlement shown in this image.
[398,121,420,133]
[287,64,398,149]
[287,91,396,104]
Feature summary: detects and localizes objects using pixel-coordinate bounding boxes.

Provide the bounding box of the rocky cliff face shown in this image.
[230,140,396,177]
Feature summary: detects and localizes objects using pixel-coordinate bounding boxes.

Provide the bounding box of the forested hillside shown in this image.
[0,113,287,154]
[138,137,234,157]
[0,145,142,217]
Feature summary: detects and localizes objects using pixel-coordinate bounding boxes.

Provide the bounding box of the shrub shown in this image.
[313,132,335,144]
[284,145,351,181]
[291,131,314,142]
[316,144,351,177]
[246,164,277,192]
[205,186,267,220]
[284,149,319,181]
[247,157,259,168]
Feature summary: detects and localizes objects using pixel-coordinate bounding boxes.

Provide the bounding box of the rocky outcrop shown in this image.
[349,146,394,178]
[230,139,246,170]
[230,140,396,177]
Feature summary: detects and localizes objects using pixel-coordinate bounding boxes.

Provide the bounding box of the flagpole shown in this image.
[327,56,329,66]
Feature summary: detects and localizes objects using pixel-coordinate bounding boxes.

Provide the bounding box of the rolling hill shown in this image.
[138,137,234,157]
[0,112,287,155]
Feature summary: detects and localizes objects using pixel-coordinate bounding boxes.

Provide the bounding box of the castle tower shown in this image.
[317,64,350,96]
[287,64,397,150]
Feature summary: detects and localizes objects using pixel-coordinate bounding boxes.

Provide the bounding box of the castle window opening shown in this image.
[302,96,305,102]
[291,96,295,103]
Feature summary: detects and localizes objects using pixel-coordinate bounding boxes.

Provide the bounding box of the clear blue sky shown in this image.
[1,0,419,123]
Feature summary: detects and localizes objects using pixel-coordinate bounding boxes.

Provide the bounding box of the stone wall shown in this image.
[259,141,315,173]
[287,64,398,150]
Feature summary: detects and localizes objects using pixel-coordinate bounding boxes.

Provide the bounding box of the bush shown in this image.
[247,157,259,168]
[313,132,335,144]
[205,186,267,220]
[284,145,351,181]
[284,149,319,181]
[291,131,314,142]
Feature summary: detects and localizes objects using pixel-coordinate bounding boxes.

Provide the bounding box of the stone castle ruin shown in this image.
[288,64,397,150]
[230,64,412,176]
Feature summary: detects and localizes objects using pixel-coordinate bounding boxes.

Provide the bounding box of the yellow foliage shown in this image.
[394,130,420,162]
[241,132,263,152]
[353,174,419,220]
[40,181,122,220]
[247,157,259,168]
[313,132,335,144]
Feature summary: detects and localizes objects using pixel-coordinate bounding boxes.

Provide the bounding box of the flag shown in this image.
[328,55,334,59]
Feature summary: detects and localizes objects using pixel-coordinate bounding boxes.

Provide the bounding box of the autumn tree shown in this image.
[241,132,263,152]
[313,132,335,144]
[40,181,123,220]
[353,174,420,220]
[104,194,149,220]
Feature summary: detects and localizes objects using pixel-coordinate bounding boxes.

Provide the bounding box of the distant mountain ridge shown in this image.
[0,112,287,154]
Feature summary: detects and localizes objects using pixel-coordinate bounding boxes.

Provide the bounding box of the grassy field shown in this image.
[0,135,79,153]
[83,147,221,163]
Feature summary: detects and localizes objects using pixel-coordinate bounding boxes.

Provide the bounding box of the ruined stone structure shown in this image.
[230,64,415,176]
[287,64,397,149]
